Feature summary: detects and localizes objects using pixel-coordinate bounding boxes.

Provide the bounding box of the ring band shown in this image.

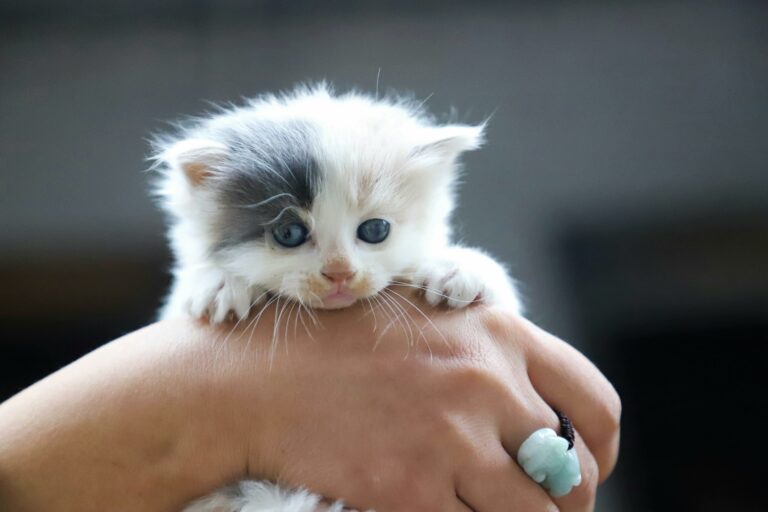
[516,410,582,497]
[554,409,575,450]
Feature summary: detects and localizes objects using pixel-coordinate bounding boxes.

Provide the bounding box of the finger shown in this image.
[456,446,559,512]
[494,379,561,457]
[552,430,599,512]
[520,319,621,481]
[494,385,598,511]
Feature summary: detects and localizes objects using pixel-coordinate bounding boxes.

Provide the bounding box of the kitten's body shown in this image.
[154,85,520,511]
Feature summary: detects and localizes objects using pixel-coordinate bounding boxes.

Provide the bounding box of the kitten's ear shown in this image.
[411,124,485,165]
[161,138,228,186]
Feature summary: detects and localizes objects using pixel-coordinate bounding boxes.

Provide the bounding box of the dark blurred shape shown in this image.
[560,211,768,511]
[0,253,170,399]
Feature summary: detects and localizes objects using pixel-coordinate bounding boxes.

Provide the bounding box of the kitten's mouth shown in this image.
[318,286,358,309]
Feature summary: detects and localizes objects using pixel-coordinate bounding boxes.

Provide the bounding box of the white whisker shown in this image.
[364,296,379,332]
[385,287,447,356]
[381,289,416,347]
[270,297,287,366]
[371,295,395,352]
[296,301,316,342]
[381,288,427,360]
[388,278,476,304]
[214,289,270,364]
[243,293,279,361]
[377,289,413,355]
[286,301,298,355]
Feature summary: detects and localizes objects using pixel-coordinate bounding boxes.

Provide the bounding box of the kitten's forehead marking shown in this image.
[212,119,320,248]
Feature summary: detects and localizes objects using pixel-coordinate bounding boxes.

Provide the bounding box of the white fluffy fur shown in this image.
[184,482,346,512]
[153,85,521,511]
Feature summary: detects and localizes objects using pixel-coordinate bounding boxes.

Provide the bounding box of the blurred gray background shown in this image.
[2,1,767,511]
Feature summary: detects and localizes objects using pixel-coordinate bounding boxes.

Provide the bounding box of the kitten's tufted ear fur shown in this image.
[411,124,485,166]
[162,138,228,186]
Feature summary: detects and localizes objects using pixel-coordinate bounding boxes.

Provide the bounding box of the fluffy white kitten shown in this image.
[153,84,521,511]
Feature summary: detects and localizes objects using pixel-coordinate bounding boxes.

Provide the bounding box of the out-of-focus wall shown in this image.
[3,0,766,335]
[2,2,766,511]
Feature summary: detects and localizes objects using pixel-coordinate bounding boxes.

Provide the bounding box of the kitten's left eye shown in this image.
[357,218,390,244]
[272,222,309,248]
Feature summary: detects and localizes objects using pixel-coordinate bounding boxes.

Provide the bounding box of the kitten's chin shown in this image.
[316,291,358,310]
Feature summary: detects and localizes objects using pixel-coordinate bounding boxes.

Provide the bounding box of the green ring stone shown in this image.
[517,427,582,497]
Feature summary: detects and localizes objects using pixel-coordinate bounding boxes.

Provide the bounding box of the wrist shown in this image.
[0,320,247,511]
[141,319,256,503]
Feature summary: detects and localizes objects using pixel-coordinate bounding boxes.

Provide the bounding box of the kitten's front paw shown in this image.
[418,260,484,309]
[415,247,521,311]
[184,270,261,323]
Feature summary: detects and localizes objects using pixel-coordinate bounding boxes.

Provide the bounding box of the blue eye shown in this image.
[272,222,309,248]
[357,218,390,244]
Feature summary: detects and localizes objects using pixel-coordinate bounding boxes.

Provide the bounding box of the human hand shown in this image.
[212,287,620,511]
[0,288,619,512]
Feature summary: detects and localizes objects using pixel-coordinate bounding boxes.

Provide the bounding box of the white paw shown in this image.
[183,269,262,323]
[419,262,484,308]
[415,247,522,311]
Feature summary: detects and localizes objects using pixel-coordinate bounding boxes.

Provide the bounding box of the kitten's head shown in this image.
[155,85,483,309]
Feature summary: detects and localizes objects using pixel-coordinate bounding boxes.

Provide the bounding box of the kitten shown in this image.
[153,84,521,511]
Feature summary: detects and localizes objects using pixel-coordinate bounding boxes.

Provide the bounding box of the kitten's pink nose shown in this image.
[321,269,356,284]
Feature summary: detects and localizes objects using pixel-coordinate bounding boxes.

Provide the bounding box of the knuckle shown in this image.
[592,387,622,440]
[606,389,623,429]
[450,363,501,396]
[478,305,512,331]
[477,306,525,345]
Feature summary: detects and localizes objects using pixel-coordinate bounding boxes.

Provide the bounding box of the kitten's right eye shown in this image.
[272,222,309,248]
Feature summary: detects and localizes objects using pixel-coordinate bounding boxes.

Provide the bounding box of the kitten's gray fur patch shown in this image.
[207,119,320,249]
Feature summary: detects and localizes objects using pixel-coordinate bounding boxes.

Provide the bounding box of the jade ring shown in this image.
[516,411,582,497]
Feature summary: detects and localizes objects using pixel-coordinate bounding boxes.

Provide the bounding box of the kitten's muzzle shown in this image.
[317,270,359,309]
